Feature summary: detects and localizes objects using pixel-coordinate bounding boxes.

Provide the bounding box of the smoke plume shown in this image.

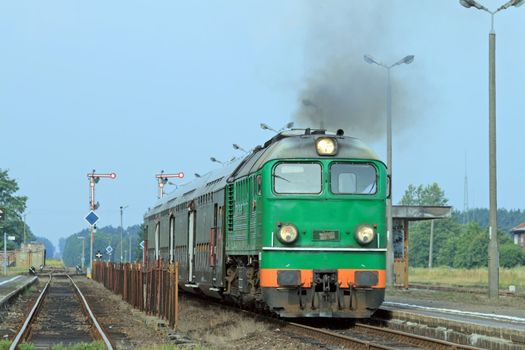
[294,2,414,141]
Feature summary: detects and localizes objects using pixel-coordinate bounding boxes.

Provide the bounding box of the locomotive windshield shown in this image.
[273,163,321,194]
[330,163,377,194]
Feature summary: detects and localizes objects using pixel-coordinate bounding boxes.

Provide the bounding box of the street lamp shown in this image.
[260,122,294,134]
[120,205,128,263]
[233,144,248,154]
[210,157,224,165]
[460,0,523,299]
[364,53,414,287]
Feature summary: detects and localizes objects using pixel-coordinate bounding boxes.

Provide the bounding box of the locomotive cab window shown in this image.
[330,163,377,194]
[273,163,321,194]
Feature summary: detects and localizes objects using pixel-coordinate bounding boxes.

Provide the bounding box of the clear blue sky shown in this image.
[1,1,523,251]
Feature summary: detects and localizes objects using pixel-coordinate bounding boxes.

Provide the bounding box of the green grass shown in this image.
[0,340,11,350]
[408,266,525,289]
[45,259,65,268]
[12,342,106,350]
[137,345,209,350]
[51,342,106,350]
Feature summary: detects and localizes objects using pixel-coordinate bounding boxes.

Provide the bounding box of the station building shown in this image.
[0,242,46,268]
[510,222,525,248]
[392,205,452,288]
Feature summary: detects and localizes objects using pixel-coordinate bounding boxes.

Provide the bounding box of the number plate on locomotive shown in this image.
[313,230,339,241]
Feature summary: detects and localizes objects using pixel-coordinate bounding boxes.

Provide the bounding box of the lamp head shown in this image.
[402,55,415,64]
[363,54,377,64]
[459,0,488,10]
[498,0,524,10]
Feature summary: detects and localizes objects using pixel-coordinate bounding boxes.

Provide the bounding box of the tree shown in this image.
[61,225,142,267]
[0,169,33,247]
[35,236,56,259]
[399,183,448,206]
[400,183,451,268]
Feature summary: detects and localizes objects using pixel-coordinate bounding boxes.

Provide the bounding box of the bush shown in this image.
[499,243,525,268]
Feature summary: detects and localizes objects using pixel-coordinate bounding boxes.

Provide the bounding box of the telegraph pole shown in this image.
[120,205,128,262]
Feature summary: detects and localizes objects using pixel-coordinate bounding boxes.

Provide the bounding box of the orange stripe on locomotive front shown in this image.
[260,268,386,288]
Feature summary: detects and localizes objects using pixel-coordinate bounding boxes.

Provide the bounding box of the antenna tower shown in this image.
[463,152,469,224]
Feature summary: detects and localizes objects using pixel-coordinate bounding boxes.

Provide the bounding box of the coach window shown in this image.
[330,163,377,194]
[273,163,321,194]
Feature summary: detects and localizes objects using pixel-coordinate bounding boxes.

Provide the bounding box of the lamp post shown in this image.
[78,236,85,270]
[364,54,414,287]
[460,0,523,299]
[120,205,128,262]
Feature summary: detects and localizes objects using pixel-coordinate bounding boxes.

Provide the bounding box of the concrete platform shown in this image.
[0,275,38,307]
[376,292,525,350]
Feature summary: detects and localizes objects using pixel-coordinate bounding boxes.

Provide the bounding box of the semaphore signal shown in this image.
[156,170,184,198]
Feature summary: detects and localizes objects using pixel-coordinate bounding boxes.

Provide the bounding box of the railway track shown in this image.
[10,274,113,350]
[285,320,483,350]
[216,299,484,350]
[408,283,525,298]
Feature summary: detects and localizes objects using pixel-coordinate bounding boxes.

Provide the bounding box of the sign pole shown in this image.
[3,232,6,276]
[86,170,116,278]
[89,175,96,278]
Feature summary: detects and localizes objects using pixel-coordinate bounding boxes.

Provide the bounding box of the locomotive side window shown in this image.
[330,163,377,194]
[273,163,321,194]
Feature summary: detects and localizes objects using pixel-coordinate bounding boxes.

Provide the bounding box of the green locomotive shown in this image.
[144,129,387,317]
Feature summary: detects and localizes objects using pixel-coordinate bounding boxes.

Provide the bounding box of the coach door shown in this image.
[154,223,160,260]
[169,216,175,263]
[188,210,196,283]
[213,204,225,287]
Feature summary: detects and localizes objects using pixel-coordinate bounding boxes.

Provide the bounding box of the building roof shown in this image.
[392,205,452,221]
[511,221,525,234]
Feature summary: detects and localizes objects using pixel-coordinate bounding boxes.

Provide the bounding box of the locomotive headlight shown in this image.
[315,137,337,156]
[277,224,299,244]
[355,225,375,245]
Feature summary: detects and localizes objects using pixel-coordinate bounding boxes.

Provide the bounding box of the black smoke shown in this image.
[294,2,414,141]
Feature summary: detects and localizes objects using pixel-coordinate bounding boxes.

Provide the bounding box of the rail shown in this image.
[284,321,482,350]
[10,273,114,350]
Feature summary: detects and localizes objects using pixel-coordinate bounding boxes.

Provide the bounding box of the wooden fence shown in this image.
[92,260,179,328]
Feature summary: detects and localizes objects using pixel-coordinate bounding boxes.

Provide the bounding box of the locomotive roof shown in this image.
[146,129,381,217]
[228,130,381,180]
